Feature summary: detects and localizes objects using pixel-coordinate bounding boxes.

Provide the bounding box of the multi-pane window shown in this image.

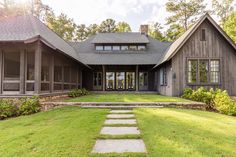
[199,60,208,83]
[188,60,198,83]
[210,60,220,83]
[138,45,146,51]
[121,46,129,50]
[112,46,120,51]
[104,46,112,51]
[160,67,167,86]
[187,59,220,84]
[96,46,103,51]
[129,45,137,51]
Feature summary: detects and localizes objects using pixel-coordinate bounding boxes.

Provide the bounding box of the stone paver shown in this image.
[107,114,135,119]
[92,139,146,153]
[104,119,136,125]
[110,110,133,113]
[101,127,140,135]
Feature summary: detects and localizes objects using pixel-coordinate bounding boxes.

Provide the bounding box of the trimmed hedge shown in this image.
[68,88,89,98]
[0,96,41,120]
[182,87,236,116]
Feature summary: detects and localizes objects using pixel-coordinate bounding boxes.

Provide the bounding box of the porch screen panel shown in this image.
[26,52,35,91]
[4,52,20,80]
[41,52,50,91]
[54,58,63,91]
[64,66,70,90]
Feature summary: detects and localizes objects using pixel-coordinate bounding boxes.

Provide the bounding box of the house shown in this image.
[0,13,235,97]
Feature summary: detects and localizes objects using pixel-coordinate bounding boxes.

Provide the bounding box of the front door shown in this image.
[126,72,135,90]
[139,72,148,90]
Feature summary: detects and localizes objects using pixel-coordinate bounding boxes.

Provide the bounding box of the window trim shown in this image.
[186,58,221,85]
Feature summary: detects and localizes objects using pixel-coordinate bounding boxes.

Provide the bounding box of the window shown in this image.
[93,72,102,86]
[112,46,120,51]
[201,29,206,41]
[160,67,167,86]
[188,60,198,83]
[121,46,129,51]
[199,60,208,83]
[210,60,220,83]
[139,72,148,86]
[126,72,135,90]
[129,45,137,51]
[104,46,112,51]
[96,46,103,51]
[138,45,146,51]
[4,52,20,80]
[187,59,220,84]
[106,72,115,90]
[116,72,125,90]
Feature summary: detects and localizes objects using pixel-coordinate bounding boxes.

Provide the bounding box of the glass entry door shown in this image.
[139,72,148,90]
[106,72,115,90]
[116,72,125,90]
[126,72,135,90]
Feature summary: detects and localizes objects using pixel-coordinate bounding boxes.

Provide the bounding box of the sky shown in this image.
[41,0,236,32]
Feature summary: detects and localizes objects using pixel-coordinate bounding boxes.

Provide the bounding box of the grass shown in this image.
[135,108,236,157]
[0,107,108,157]
[67,93,191,102]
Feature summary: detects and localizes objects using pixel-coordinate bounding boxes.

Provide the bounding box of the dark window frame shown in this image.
[187,58,221,85]
[160,67,167,86]
[200,28,206,41]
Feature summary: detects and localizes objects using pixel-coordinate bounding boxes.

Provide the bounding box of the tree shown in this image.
[99,19,117,33]
[116,22,132,32]
[75,24,88,41]
[165,24,185,41]
[87,24,99,37]
[46,13,77,41]
[223,12,236,43]
[166,0,206,31]
[148,22,166,41]
[212,0,234,24]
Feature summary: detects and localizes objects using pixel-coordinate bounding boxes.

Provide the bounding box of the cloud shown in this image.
[42,0,224,31]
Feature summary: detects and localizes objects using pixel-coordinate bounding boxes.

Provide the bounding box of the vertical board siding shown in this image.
[172,19,236,96]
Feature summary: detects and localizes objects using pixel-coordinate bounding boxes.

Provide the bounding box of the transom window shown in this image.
[187,59,220,84]
[96,45,146,51]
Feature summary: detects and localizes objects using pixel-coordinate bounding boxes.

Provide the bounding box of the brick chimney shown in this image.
[140,25,148,35]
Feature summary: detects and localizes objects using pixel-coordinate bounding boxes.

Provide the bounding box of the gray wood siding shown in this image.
[171,19,236,96]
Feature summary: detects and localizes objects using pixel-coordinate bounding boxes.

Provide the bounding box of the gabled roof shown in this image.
[154,13,236,68]
[0,15,88,67]
[91,32,150,44]
[70,35,171,65]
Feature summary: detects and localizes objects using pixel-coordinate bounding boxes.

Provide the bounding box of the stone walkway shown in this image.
[91,109,147,156]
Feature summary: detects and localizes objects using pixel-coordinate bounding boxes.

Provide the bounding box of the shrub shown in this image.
[68,88,89,98]
[214,89,236,116]
[19,96,41,115]
[0,99,18,120]
[182,88,193,99]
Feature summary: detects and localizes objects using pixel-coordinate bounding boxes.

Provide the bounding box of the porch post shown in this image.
[80,70,82,88]
[102,65,105,91]
[34,41,42,94]
[20,49,25,94]
[136,65,139,91]
[0,50,2,94]
[49,55,54,93]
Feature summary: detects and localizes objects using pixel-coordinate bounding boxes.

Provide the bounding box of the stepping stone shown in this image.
[104,119,136,125]
[110,110,133,113]
[107,114,135,119]
[92,139,146,153]
[101,127,140,135]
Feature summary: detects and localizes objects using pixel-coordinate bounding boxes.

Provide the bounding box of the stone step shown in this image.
[92,139,146,153]
[104,119,136,125]
[110,110,133,113]
[100,127,140,135]
[107,114,135,119]
[81,105,164,109]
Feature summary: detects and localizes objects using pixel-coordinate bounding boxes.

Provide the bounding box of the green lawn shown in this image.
[135,108,236,157]
[0,107,108,157]
[67,93,191,102]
